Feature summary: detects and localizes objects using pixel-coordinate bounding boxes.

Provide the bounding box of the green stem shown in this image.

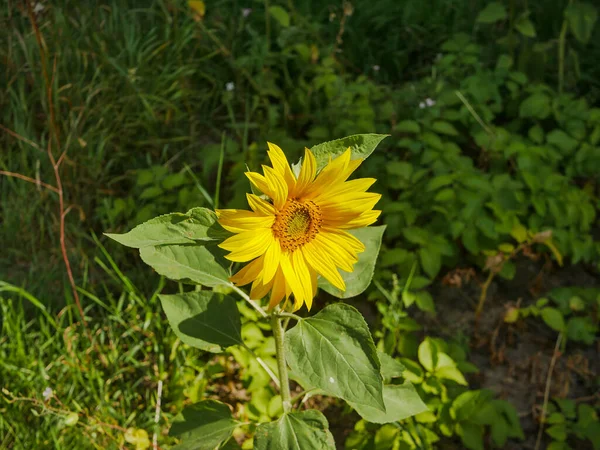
[558,18,568,95]
[271,314,292,413]
[230,285,268,319]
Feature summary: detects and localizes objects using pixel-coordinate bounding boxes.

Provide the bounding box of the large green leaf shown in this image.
[310,134,388,171]
[476,2,507,24]
[319,226,386,299]
[254,410,335,450]
[139,244,230,287]
[348,381,428,424]
[285,303,385,411]
[170,400,238,450]
[105,207,228,248]
[378,351,406,383]
[159,291,242,352]
[565,2,598,44]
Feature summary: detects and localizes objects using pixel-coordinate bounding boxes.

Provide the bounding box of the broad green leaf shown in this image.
[348,381,428,424]
[541,307,566,332]
[451,390,493,422]
[159,291,242,352]
[105,208,227,248]
[418,338,438,372]
[377,351,406,383]
[515,14,536,37]
[268,5,290,28]
[170,400,238,450]
[547,129,579,154]
[546,424,567,441]
[457,422,484,450]
[254,410,335,450]
[476,2,507,24]
[565,2,598,44]
[419,247,441,279]
[311,134,388,171]
[394,120,421,134]
[519,93,551,119]
[139,244,229,287]
[285,303,385,411]
[319,226,386,298]
[431,121,459,136]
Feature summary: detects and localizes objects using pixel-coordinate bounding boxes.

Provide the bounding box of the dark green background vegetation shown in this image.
[1,0,598,449]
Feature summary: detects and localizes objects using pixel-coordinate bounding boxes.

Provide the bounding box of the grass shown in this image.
[0,240,197,449]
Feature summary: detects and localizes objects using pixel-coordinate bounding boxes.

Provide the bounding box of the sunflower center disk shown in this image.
[272,199,322,251]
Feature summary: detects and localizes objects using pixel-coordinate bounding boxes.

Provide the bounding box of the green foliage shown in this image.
[254,410,335,450]
[286,303,385,411]
[319,226,386,298]
[159,291,242,352]
[506,286,599,348]
[543,399,600,450]
[169,400,239,450]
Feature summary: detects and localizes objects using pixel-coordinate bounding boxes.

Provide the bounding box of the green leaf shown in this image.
[139,244,229,287]
[515,15,537,37]
[547,129,579,154]
[377,351,406,383]
[565,2,598,44]
[170,400,239,450]
[268,5,290,28]
[159,291,242,352]
[546,424,567,441]
[415,291,436,314]
[476,2,507,24]
[311,134,388,171]
[285,303,385,411]
[519,93,551,119]
[541,307,566,332]
[419,247,441,279]
[417,338,438,372]
[394,120,421,134]
[431,121,459,136]
[348,381,428,424]
[457,422,484,450]
[254,410,335,450]
[319,226,386,299]
[105,208,227,248]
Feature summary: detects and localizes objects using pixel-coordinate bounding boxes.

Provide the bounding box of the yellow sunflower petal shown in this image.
[263,165,288,209]
[268,267,287,310]
[250,276,274,300]
[294,148,317,197]
[217,209,275,233]
[247,193,276,215]
[321,227,366,253]
[312,232,356,272]
[312,178,376,202]
[267,142,296,191]
[262,238,282,285]
[220,228,273,262]
[328,210,382,229]
[304,148,351,196]
[246,171,275,200]
[302,242,346,291]
[279,251,305,306]
[230,255,264,286]
[292,250,313,309]
[318,192,381,214]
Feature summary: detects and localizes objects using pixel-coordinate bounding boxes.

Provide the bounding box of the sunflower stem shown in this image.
[271,314,292,413]
[230,285,268,319]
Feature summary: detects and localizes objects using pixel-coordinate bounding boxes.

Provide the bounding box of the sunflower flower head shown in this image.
[217,143,381,311]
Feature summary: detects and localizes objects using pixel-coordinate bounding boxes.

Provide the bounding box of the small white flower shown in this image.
[419,102,426,109]
[33,3,44,14]
[242,8,252,18]
[373,65,380,72]
[225,82,235,92]
[43,387,53,401]
[425,98,436,107]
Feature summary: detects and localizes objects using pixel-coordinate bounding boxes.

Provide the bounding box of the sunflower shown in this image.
[216,143,381,311]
